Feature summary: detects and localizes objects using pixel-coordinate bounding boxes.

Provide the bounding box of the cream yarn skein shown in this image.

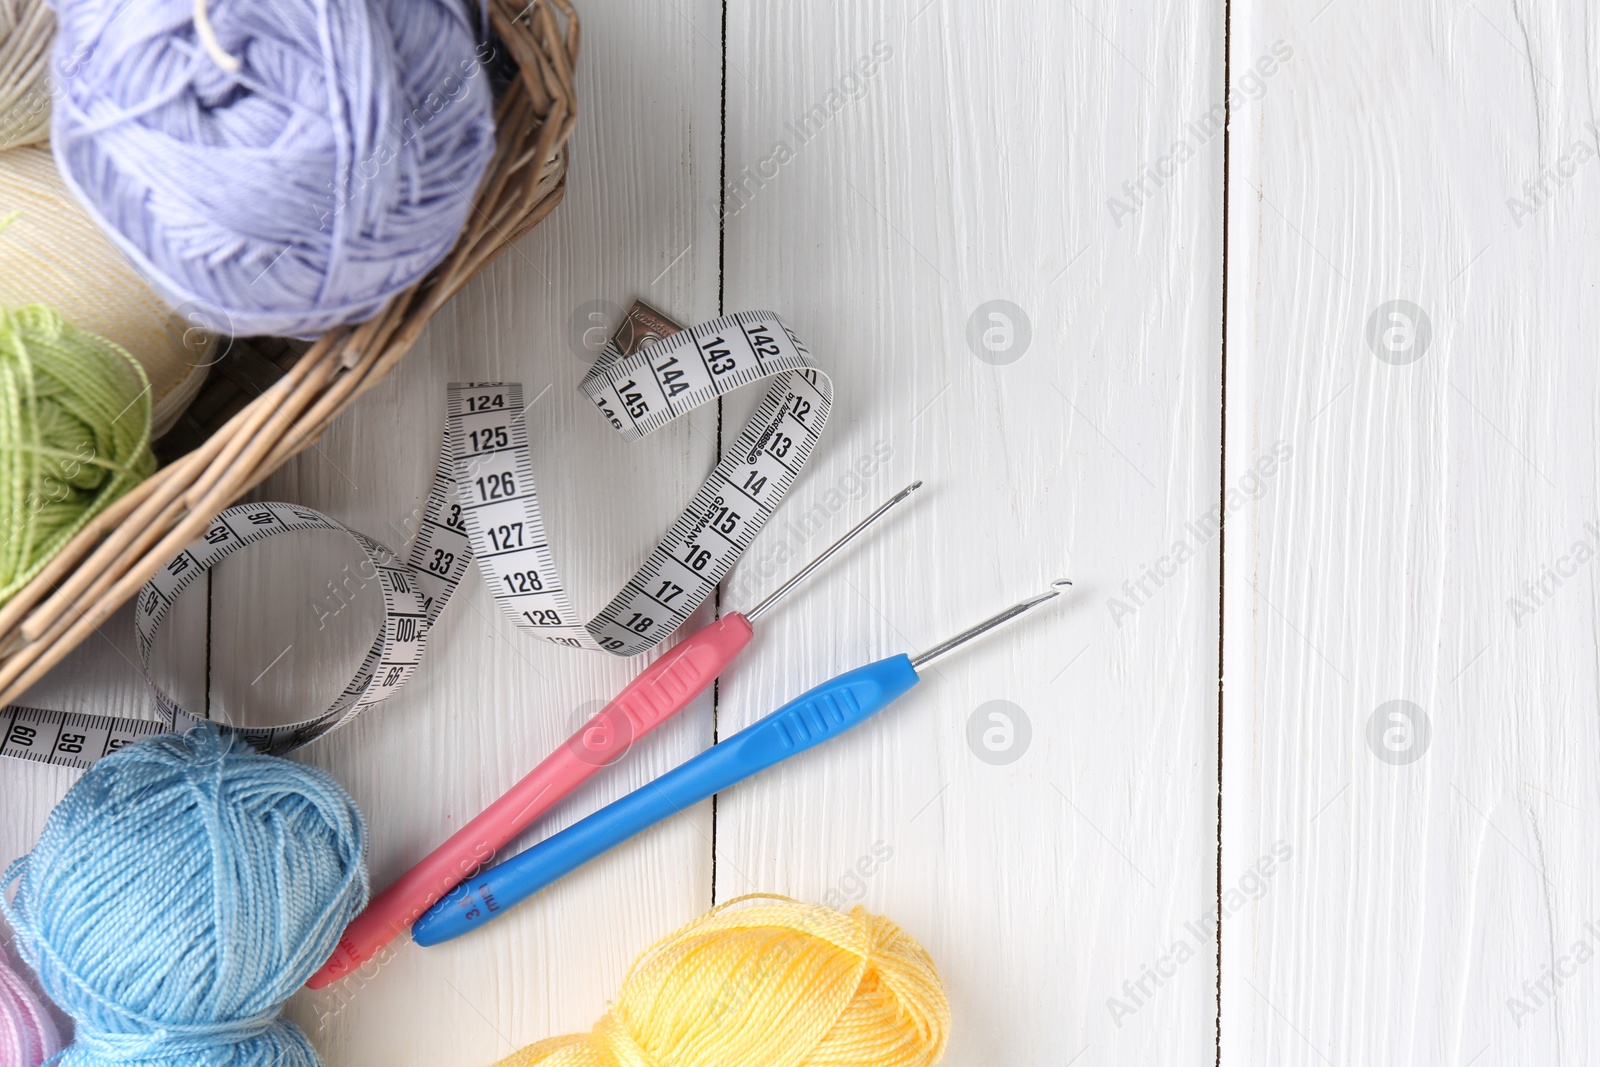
[0,147,211,435]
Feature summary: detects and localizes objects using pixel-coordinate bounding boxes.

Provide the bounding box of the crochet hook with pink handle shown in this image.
[307,479,922,988]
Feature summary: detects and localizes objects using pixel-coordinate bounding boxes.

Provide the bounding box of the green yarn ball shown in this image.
[0,304,154,604]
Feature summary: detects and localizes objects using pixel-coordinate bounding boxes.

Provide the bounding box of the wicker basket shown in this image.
[0,0,579,703]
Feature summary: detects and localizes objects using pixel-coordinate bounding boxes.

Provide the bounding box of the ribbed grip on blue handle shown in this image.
[412,654,920,946]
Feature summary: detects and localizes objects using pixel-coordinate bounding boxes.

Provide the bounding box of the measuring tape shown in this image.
[0,306,831,769]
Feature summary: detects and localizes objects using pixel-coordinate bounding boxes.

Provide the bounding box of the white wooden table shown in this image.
[3,1,1596,1063]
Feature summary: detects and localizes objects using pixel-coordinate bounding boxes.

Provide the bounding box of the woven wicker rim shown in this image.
[0,0,579,704]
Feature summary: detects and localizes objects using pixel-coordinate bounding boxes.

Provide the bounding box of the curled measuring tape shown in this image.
[0,305,830,768]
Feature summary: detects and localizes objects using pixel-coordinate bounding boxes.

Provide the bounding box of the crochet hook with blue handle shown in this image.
[411,578,1072,947]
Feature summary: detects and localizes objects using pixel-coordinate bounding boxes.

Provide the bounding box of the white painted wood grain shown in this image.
[0,0,1465,1063]
[716,1,1222,1064]
[0,1,1232,1063]
[1,1,1230,1063]
[1222,3,1600,1065]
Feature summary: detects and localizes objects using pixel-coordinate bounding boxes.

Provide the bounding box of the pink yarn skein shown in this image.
[0,948,60,1067]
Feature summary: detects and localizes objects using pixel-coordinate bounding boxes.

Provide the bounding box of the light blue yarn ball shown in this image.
[2,726,368,1067]
[49,0,498,338]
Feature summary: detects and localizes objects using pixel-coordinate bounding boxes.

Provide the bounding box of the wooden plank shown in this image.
[198,1,726,1060]
[1221,4,1599,1065]
[717,1,1223,1062]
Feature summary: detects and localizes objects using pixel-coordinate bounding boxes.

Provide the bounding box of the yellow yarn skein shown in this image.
[495,896,950,1067]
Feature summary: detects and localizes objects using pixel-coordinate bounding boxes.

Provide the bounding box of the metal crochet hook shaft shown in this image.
[309,481,923,988]
[911,578,1071,668]
[745,480,923,623]
[411,578,1073,948]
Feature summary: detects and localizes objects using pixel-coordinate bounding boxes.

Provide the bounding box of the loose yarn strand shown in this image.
[190,0,241,73]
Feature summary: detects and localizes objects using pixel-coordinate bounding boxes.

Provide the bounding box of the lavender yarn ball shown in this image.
[49,0,498,338]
